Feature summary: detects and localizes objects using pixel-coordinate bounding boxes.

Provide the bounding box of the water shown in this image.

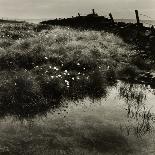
[24,19,48,24]
[0,80,155,154]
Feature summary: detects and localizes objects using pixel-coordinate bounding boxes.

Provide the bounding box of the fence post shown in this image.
[109,13,114,24]
[92,9,95,15]
[135,10,140,25]
[151,25,154,32]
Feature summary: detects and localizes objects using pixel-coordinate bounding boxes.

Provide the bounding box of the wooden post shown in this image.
[92,9,95,15]
[109,13,114,24]
[151,25,154,32]
[135,10,140,25]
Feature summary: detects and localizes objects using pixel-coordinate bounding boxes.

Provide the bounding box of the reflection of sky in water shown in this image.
[2,80,155,135]
[0,81,155,154]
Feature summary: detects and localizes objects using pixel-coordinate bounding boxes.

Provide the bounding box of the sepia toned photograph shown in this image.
[0,0,155,154]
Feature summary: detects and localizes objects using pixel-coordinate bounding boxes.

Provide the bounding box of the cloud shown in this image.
[0,0,154,19]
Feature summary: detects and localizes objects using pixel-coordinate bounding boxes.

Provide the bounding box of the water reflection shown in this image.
[0,76,155,154]
[118,82,155,136]
[0,68,155,138]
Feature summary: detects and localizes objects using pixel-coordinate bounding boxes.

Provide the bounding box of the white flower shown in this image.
[45,57,48,60]
[65,80,69,85]
[54,67,59,71]
[77,76,80,80]
[77,63,80,66]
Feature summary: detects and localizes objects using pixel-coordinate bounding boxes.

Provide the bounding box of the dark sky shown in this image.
[0,0,154,20]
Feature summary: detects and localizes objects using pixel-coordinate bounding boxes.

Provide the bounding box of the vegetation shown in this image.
[0,23,154,118]
[0,22,154,155]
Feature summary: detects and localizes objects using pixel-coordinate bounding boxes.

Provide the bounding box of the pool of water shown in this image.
[0,81,155,154]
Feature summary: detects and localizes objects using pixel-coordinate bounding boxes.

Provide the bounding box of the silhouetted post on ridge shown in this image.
[151,25,155,33]
[109,13,114,25]
[135,10,140,25]
[78,13,81,17]
[92,9,95,15]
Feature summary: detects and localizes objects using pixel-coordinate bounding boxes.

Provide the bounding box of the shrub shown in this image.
[117,65,139,80]
[131,56,152,70]
[0,70,49,118]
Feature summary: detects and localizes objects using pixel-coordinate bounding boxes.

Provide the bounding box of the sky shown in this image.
[0,0,154,20]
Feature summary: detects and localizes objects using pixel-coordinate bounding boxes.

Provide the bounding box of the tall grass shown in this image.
[0,23,152,119]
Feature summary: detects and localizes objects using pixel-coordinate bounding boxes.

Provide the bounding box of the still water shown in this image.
[0,80,155,154]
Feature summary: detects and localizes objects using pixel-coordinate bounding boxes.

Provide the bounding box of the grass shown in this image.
[0,22,155,154]
[0,23,142,117]
[0,22,154,117]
